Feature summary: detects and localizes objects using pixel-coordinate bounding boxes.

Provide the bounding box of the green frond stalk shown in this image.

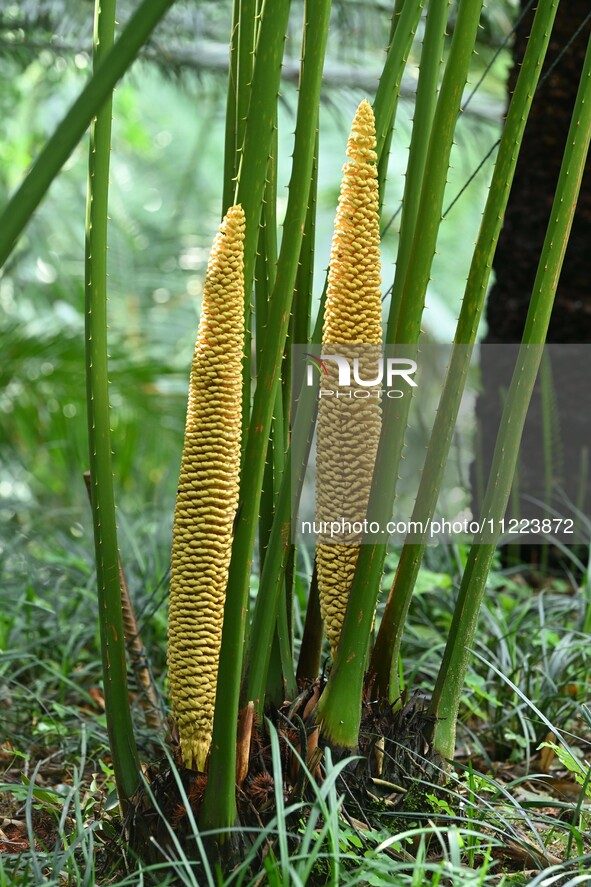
[245,277,326,723]
[316,100,382,659]
[254,127,294,706]
[84,469,163,733]
[256,129,279,577]
[222,1,240,214]
[222,0,257,215]
[393,0,484,346]
[371,0,560,701]
[290,127,318,377]
[430,27,591,764]
[200,0,331,836]
[386,0,449,336]
[0,0,176,270]
[316,0,485,750]
[372,0,425,163]
[233,0,291,451]
[244,2,421,715]
[296,562,323,684]
[168,206,245,773]
[243,129,318,722]
[84,0,140,805]
[376,2,402,210]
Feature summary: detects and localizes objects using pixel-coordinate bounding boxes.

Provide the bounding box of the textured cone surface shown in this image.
[168,205,245,771]
[316,101,382,658]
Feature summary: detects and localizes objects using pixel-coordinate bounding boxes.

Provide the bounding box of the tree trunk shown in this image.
[486,1,591,343]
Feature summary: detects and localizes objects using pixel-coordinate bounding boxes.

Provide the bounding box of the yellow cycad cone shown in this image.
[168,205,245,771]
[316,100,382,658]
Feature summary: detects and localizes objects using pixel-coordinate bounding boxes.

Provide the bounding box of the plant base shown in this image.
[124,682,445,875]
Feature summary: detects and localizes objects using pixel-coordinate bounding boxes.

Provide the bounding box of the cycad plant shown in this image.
[1,0,591,867]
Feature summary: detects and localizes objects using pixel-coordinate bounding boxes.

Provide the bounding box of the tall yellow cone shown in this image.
[316,101,382,658]
[168,205,245,771]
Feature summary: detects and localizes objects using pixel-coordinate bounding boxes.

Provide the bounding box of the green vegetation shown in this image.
[2,0,591,883]
[2,537,591,883]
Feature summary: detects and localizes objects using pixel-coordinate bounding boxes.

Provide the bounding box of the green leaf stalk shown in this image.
[84,0,140,806]
[370,0,561,702]
[430,26,591,763]
[316,0,485,749]
[200,0,331,835]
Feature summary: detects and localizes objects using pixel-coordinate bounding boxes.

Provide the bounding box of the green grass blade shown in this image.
[370,0,561,701]
[430,26,591,763]
[0,0,177,270]
[316,0,485,749]
[200,0,331,835]
[84,0,140,804]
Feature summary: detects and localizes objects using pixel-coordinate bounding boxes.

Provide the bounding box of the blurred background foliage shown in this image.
[0,0,517,607]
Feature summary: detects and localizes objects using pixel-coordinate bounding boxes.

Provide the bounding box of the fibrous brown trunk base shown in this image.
[124,685,441,875]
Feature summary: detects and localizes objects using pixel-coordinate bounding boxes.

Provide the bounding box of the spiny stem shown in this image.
[83,472,163,732]
[200,0,331,836]
[316,0,485,750]
[84,0,140,806]
[386,0,449,336]
[370,0,560,701]
[431,25,591,762]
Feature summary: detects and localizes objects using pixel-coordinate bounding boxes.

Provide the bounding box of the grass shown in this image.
[2,513,591,883]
